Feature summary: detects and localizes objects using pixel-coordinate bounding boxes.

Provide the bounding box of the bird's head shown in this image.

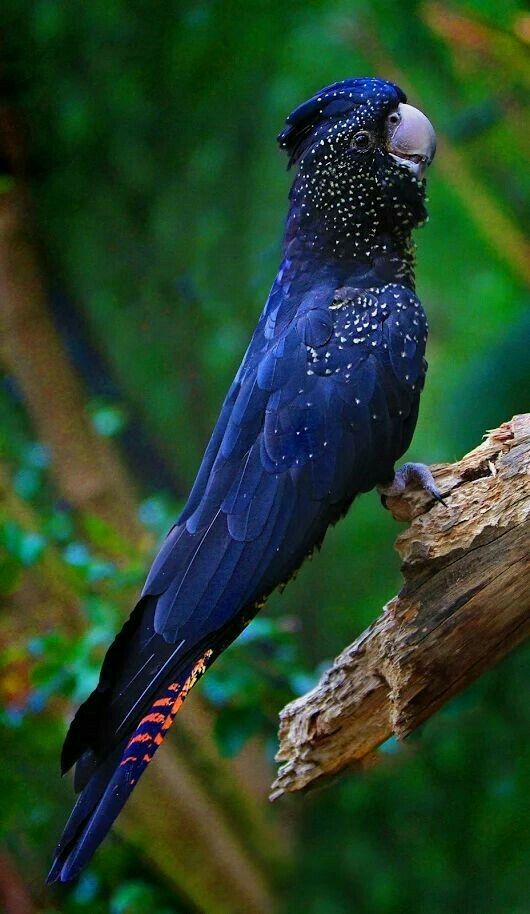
[278,78,436,260]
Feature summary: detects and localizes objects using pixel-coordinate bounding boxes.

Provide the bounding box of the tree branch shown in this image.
[271,414,530,800]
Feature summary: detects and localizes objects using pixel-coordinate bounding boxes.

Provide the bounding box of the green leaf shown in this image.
[18,531,46,566]
[0,554,21,593]
[111,881,158,914]
[213,706,262,758]
[13,467,42,499]
[87,399,128,437]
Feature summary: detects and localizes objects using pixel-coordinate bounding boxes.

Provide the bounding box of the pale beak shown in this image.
[387,102,436,181]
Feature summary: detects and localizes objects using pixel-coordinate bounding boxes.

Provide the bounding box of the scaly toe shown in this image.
[382,462,448,507]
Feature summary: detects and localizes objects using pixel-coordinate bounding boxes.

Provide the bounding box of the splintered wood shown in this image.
[271,415,530,800]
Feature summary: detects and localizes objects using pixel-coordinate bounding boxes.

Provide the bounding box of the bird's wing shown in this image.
[50,281,426,882]
[143,283,426,661]
[63,281,427,770]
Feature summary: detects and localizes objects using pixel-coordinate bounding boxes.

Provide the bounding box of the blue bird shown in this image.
[48,77,437,882]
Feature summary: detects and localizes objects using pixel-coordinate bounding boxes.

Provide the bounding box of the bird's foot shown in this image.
[378,462,446,508]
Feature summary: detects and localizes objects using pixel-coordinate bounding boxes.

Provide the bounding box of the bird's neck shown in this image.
[283,213,417,289]
[283,163,428,290]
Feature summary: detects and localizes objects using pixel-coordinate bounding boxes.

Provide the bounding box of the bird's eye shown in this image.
[351,130,373,151]
[387,111,401,127]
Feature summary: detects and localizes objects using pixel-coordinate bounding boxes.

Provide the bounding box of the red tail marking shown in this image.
[119,649,213,769]
[128,732,152,745]
[138,712,166,725]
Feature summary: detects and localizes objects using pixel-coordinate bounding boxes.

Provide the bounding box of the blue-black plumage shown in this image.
[48,77,436,882]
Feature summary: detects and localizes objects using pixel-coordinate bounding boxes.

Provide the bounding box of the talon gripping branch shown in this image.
[49,77,436,882]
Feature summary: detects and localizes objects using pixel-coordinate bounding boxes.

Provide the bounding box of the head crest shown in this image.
[277,78,406,167]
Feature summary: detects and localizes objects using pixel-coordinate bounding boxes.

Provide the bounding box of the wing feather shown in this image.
[62,279,428,791]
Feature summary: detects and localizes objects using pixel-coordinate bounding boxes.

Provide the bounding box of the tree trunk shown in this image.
[271,414,530,799]
[0,183,143,543]
[0,850,35,914]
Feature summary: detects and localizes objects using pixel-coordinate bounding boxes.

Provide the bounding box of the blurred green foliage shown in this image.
[0,0,529,912]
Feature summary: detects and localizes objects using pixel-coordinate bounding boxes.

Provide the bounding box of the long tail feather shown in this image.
[47,648,213,883]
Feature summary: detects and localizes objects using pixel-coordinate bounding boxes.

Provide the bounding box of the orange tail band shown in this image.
[118,648,213,783]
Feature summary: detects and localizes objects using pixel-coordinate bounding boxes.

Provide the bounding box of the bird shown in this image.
[48,76,437,883]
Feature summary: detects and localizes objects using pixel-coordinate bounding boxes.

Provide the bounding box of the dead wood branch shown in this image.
[271,414,530,799]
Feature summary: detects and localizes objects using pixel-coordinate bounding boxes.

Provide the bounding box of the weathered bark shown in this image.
[271,414,530,799]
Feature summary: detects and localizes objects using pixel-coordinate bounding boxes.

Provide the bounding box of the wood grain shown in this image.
[271,415,530,799]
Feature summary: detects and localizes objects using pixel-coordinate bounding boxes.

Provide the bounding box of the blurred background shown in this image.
[0,1,529,912]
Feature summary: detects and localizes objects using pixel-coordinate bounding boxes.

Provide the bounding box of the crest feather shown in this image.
[277,77,406,167]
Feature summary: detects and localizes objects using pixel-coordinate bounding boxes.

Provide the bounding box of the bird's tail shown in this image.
[47,648,213,883]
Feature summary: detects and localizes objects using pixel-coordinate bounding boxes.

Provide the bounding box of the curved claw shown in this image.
[379,462,448,509]
[430,486,447,507]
